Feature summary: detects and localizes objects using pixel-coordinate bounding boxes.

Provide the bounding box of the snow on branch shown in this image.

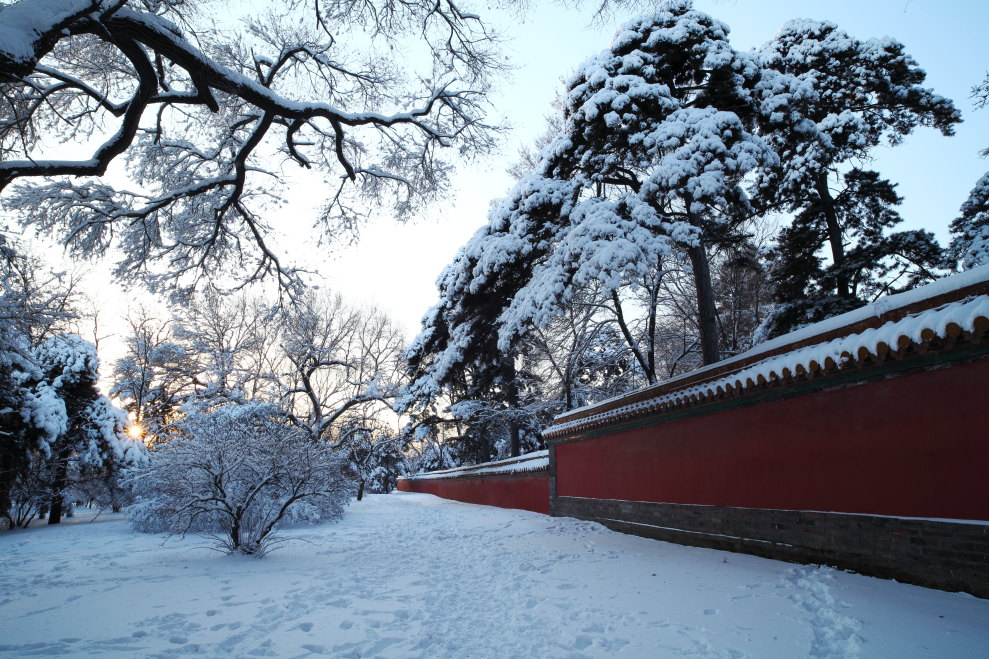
[0,0,503,293]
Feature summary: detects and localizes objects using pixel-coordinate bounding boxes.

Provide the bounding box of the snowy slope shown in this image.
[1,495,987,657]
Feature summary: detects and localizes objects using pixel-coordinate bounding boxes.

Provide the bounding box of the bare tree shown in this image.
[279,291,405,444]
[172,290,279,403]
[0,0,505,293]
[110,305,193,444]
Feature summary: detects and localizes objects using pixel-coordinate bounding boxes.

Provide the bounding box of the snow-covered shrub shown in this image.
[343,424,408,499]
[129,403,354,556]
[23,334,147,525]
[5,457,57,528]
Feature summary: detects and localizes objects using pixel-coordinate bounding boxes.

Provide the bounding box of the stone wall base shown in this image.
[553,496,989,598]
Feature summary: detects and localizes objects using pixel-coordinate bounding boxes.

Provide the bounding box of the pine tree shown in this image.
[755,19,958,320]
[948,172,989,270]
[401,174,582,460]
[403,3,777,458]
[1,239,75,527]
[33,334,143,524]
[763,170,943,337]
[543,3,776,364]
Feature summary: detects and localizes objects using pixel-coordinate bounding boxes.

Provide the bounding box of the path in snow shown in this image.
[0,493,987,657]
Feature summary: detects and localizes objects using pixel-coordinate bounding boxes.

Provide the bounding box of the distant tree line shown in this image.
[111,288,410,499]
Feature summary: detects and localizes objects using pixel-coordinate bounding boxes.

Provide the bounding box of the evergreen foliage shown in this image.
[403,1,961,467]
[762,170,944,338]
[948,174,989,270]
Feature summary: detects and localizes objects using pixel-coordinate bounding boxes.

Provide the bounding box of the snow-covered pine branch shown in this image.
[948,172,989,271]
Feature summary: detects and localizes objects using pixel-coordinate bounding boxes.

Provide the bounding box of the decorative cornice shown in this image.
[544,283,989,443]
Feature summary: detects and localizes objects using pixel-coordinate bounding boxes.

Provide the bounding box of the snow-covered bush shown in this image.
[5,457,57,528]
[71,469,135,514]
[129,403,354,556]
[342,423,408,499]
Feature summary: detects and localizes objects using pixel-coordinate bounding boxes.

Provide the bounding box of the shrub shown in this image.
[130,403,353,556]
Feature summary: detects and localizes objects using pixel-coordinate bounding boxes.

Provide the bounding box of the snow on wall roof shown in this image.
[545,266,989,440]
[401,450,549,481]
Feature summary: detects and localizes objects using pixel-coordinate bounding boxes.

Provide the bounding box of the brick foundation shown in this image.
[554,496,989,597]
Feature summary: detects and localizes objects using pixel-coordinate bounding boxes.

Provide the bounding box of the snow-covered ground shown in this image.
[1,494,987,658]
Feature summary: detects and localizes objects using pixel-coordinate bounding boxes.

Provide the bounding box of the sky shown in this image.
[9,0,989,367]
[287,0,989,338]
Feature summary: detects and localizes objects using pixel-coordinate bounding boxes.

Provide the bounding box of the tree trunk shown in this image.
[814,173,850,298]
[47,445,72,525]
[610,290,657,384]
[508,420,520,458]
[356,478,366,501]
[502,358,521,458]
[687,242,721,366]
[230,514,242,552]
[48,496,64,525]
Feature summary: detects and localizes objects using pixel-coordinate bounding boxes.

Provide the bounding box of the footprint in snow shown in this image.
[788,566,863,658]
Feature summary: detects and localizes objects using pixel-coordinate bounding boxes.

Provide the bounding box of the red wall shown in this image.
[556,358,989,521]
[397,473,550,515]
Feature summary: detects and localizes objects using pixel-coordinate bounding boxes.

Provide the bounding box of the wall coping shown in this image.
[546,266,989,441]
[400,449,549,481]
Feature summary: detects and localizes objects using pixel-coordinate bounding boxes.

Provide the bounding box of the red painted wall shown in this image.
[556,358,989,521]
[397,473,550,515]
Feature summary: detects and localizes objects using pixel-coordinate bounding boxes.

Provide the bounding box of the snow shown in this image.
[1,494,987,657]
[403,449,549,480]
[17,382,66,451]
[0,0,94,66]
